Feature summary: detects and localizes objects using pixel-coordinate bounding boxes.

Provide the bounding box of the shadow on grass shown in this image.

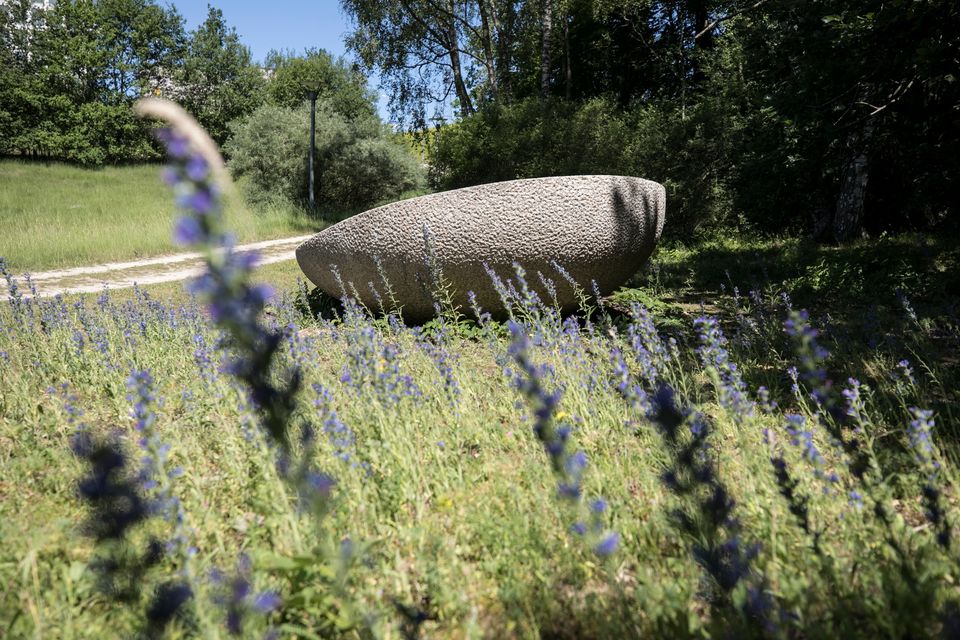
[636,233,960,313]
[609,233,960,447]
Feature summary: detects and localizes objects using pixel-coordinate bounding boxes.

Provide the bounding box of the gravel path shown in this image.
[3,235,312,300]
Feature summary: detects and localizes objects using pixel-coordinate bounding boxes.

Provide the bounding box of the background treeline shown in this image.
[0,0,423,210]
[343,0,960,241]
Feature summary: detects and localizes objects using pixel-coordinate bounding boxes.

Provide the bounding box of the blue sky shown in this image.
[169,1,393,119]
[171,1,352,61]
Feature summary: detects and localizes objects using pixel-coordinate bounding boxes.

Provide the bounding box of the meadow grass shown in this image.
[2,229,959,638]
[0,160,322,271]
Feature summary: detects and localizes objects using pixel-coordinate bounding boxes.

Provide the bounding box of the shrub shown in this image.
[428,97,632,188]
[323,136,426,210]
[223,103,312,207]
[225,102,425,213]
[427,96,740,237]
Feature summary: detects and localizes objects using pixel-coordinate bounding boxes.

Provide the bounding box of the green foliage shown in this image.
[3,233,960,636]
[225,102,425,213]
[223,103,313,207]
[429,96,735,236]
[323,136,427,210]
[172,6,265,146]
[0,2,271,162]
[377,0,960,240]
[0,0,188,164]
[729,0,960,238]
[264,48,376,120]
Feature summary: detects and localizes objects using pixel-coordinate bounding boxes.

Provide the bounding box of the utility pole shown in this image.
[304,79,320,209]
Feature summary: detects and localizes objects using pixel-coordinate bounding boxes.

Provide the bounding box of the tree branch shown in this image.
[694,0,771,40]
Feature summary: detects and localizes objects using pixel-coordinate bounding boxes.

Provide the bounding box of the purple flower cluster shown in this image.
[413,319,461,405]
[841,378,870,433]
[0,257,26,329]
[210,554,282,636]
[907,408,951,550]
[312,382,368,473]
[694,315,754,419]
[648,385,773,626]
[610,347,650,415]
[150,117,343,627]
[71,428,193,633]
[127,369,193,567]
[784,414,838,487]
[908,408,938,474]
[508,321,619,558]
[626,303,668,387]
[784,310,831,406]
[339,305,421,405]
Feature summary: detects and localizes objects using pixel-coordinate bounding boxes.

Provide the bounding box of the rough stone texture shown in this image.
[295,175,665,321]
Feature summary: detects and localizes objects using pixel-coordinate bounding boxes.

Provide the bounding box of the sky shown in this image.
[171,1,351,62]
[169,1,393,120]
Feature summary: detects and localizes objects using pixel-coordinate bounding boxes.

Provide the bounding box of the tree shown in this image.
[729,0,960,240]
[342,0,516,125]
[0,0,182,162]
[95,0,186,99]
[263,48,376,120]
[173,6,265,146]
[539,0,553,98]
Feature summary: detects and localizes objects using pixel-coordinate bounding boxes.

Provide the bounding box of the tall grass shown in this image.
[0,160,319,271]
[2,114,959,637]
[2,242,959,636]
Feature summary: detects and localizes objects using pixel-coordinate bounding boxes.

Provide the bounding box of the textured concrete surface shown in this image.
[296,175,665,321]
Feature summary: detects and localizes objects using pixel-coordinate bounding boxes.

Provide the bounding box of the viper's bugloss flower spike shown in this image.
[210,553,282,636]
[138,98,347,633]
[784,310,832,407]
[642,383,774,627]
[72,430,194,633]
[126,369,195,572]
[626,302,669,388]
[508,320,618,558]
[694,315,754,420]
[907,408,951,550]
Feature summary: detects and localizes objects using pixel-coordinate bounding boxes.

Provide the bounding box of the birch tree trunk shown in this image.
[832,125,873,242]
[540,0,553,98]
[477,0,499,100]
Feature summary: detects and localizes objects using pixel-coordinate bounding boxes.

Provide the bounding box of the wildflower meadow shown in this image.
[2,104,960,639]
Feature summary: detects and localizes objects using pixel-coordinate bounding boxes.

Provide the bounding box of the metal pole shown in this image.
[308,91,317,208]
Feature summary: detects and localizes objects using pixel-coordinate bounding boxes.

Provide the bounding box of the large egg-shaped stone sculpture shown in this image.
[296,175,665,321]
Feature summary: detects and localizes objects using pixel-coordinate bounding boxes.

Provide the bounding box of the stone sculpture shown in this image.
[295,175,665,321]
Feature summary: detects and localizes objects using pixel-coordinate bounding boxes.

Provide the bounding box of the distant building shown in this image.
[0,0,56,11]
[1,0,57,61]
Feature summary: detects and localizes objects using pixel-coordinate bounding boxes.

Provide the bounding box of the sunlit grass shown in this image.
[2,234,959,637]
[0,160,322,271]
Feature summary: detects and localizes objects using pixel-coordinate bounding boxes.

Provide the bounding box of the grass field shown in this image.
[3,224,960,637]
[0,160,322,272]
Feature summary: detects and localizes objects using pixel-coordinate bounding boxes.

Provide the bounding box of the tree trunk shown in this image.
[446,1,474,116]
[832,126,872,242]
[492,0,513,100]
[477,0,499,100]
[540,0,553,99]
[690,0,712,85]
[691,0,713,50]
[564,14,572,99]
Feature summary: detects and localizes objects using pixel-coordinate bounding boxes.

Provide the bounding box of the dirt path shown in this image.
[3,235,313,300]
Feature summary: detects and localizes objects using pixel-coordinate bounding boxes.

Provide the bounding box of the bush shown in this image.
[428,97,630,188]
[427,96,743,238]
[223,104,312,207]
[323,137,426,210]
[225,102,425,213]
